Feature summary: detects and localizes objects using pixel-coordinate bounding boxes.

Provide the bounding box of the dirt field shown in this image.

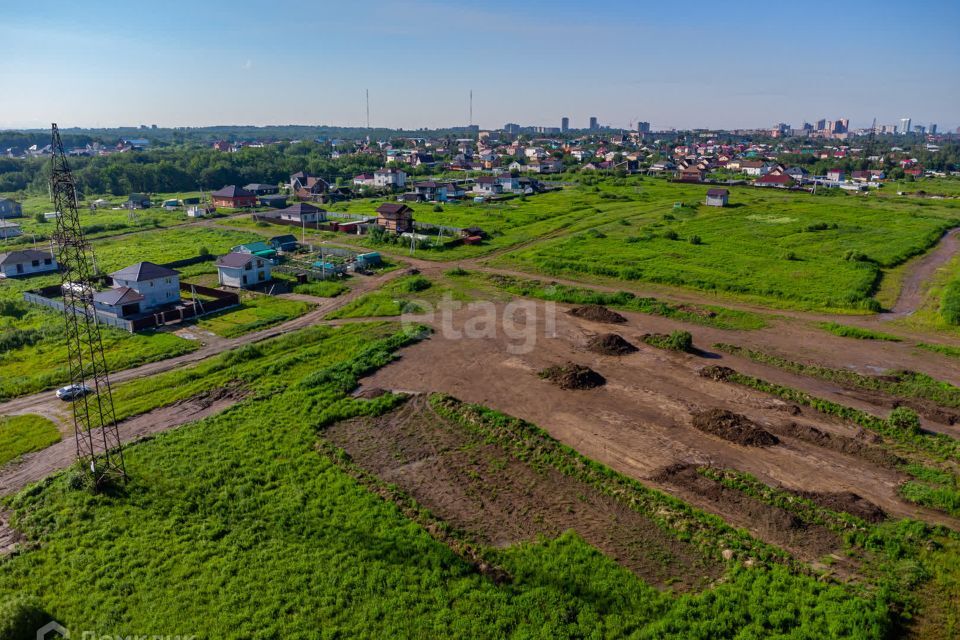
[325,395,722,590]
[360,301,960,540]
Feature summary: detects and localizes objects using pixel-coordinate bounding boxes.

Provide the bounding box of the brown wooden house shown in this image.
[211,185,257,208]
[376,203,414,233]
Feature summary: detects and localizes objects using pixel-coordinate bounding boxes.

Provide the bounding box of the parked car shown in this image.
[56,384,92,401]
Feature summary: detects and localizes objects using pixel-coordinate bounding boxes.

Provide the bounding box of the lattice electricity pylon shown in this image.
[50,123,127,487]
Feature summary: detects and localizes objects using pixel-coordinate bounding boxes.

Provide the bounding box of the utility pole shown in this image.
[49,123,126,488]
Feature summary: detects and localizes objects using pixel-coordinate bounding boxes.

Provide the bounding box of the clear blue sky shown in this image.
[1,0,957,131]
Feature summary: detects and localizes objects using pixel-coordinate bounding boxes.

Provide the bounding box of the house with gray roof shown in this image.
[0,249,58,277]
[216,252,272,289]
[0,198,23,219]
[108,262,181,311]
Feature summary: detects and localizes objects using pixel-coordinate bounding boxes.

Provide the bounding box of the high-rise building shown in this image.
[802,122,813,131]
[915,125,926,136]
[637,121,651,133]
[836,118,849,133]
[900,118,912,134]
[816,119,827,131]
[589,116,598,130]
[561,117,569,132]
[930,124,938,135]
[503,123,521,135]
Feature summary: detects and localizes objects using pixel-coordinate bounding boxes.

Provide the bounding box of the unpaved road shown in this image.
[0,391,240,497]
[888,227,960,318]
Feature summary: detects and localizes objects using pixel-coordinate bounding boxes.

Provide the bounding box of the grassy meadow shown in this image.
[0,414,60,466]
[488,179,959,311]
[196,293,313,337]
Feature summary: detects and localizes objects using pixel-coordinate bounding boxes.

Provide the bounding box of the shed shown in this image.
[705,189,729,207]
[269,235,298,252]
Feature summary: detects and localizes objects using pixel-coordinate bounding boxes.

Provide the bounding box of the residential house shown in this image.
[413,181,449,202]
[678,165,705,182]
[705,189,729,207]
[410,153,435,168]
[755,173,796,188]
[211,185,257,208]
[243,183,279,196]
[496,174,520,192]
[0,221,22,239]
[272,202,326,224]
[291,173,331,201]
[268,235,298,252]
[739,161,769,177]
[216,252,273,289]
[353,174,376,188]
[259,194,288,209]
[126,193,152,209]
[473,177,504,196]
[107,262,181,311]
[526,158,563,174]
[826,169,845,182]
[0,249,57,277]
[374,168,407,189]
[376,203,414,233]
[93,287,146,318]
[0,198,23,219]
[232,241,278,260]
[785,167,809,182]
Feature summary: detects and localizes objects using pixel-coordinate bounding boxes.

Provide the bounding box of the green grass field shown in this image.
[490,179,959,311]
[0,414,60,466]
[196,293,313,337]
[0,321,916,638]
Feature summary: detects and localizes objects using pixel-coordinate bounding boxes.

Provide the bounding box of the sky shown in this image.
[1,0,958,132]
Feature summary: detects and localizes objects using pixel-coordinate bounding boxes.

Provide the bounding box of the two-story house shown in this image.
[374,168,407,189]
[216,252,273,289]
[108,262,181,310]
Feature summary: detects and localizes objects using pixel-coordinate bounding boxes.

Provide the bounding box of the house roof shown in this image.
[0,249,54,265]
[243,183,276,191]
[94,286,144,306]
[706,189,729,197]
[233,241,272,253]
[377,203,413,217]
[211,185,254,198]
[756,174,794,184]
[269,234,297,245]
[110,261,179,282]
[277,202,324,217]
[216,252,258,268]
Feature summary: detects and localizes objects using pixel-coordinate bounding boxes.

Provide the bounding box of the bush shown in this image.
[0,595,48,640]
[888,407,921,435]
[445,267,468,276]
[689,235,702,245]
[783,251,799,261]
[432,204,443,212]
[662,229,679,241]
[33,212,47,224]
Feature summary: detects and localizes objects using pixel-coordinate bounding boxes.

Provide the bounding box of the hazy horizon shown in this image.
[2,0,958,132]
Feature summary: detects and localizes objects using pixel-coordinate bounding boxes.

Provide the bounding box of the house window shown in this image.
[44,258,51,265]
[16,264,23,274]
[242,275,248,284]
[32,260,39,267]
[258,271,265,282]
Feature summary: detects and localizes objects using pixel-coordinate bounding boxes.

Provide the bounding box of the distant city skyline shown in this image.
[1,0,957,132]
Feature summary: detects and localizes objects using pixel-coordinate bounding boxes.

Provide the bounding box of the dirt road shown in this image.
[888,227,960,318]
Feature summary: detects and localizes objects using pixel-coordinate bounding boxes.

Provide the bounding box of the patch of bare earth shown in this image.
[690,409,779,447]
[325,396,722,591]
[539,362,606,390]
[567,305,627,324]
[652,463,847,567]
[586,333,638,356]
[793,491,887,523]
[767,421,903,469]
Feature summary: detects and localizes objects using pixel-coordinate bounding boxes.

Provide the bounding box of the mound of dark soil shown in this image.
[539,362,606,390]
[586,333,638,356]
[770,422,902,468]
[354,387,389,399]
[691,409,779,447]
[698,365,737,381]
[795,491,887,523]
[567,305,627,324]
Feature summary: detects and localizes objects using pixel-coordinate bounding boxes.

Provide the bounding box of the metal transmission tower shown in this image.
[49,123,127,487]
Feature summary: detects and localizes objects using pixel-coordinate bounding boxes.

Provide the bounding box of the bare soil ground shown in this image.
[690,409,779,447]
[360,301,960,532]
[651,463,845,565]
[325,395,722,591]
